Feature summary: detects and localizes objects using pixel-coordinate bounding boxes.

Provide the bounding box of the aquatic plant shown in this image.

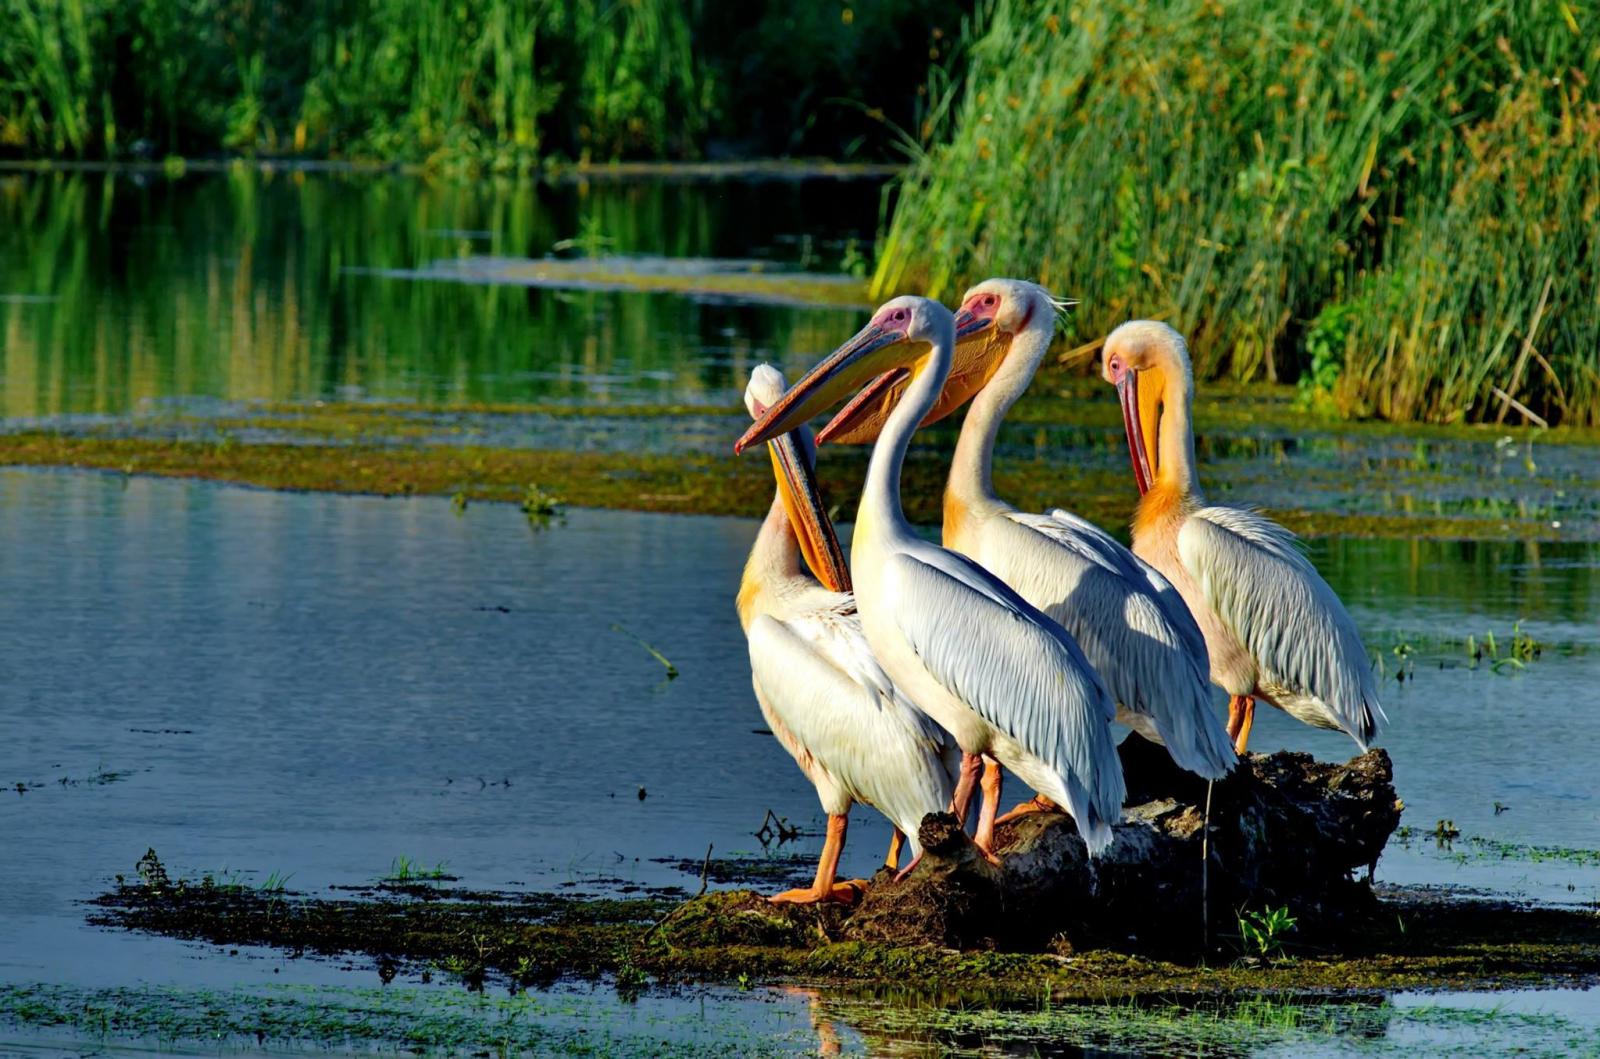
[1235,905,1297,960]
[1468,621,1543,673]
[134,848,171,893]
[879,0,1600,426]
[385,856,451,884]
[520,482,563,528]
[610,623,678,679]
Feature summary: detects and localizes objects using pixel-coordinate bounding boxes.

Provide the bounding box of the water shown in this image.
[0,168,879,415]
[3,169,1599,1055]
[2,471,1598,947]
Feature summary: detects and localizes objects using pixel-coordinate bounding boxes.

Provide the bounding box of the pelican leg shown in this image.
[770,814,865,905]
[884,828,906,871]
[1227,695,1256,755]
[949,751,983,825]
[972,757,1005,864]
[994,794,1058,825]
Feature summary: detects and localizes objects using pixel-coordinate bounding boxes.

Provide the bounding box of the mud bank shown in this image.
[87,748,1600,999]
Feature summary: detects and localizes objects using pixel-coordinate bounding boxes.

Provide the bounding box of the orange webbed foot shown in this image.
[768,880,866,906]
[994,795,1058,826]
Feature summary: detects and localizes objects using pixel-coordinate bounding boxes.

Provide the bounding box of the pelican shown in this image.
[738,299,1125,859]
[737,364,958,903]
[817,280,1235,809]
[1101,321,1386,754]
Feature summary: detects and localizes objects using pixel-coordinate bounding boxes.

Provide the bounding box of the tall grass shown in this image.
[0,0,710,167]
[0,1,964,166]
[877,0,1600,426]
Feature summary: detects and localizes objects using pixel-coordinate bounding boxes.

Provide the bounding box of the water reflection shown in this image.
[811,985,1600,1057]
[0,169,881,416]
[2,468,1596,982]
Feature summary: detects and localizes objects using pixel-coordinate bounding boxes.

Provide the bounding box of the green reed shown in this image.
[876,0,1600,426]
[0,0,709,168]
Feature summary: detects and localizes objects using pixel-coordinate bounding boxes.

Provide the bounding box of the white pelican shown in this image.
[817,280,1235,809]
[737,364,958,903]
[1101,321,1387,754]
[738,299,1125,859]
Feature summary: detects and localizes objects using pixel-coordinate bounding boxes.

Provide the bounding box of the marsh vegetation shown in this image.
[880,0,1600,426]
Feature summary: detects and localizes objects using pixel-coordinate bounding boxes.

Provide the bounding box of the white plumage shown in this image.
[979,509,1235,777]
[1177,506,1385,745]
[1102,319,1387,753]
[745,603,959,852]
[874,542,1124,851]
[819,279,1234,780]
[737,365,957,894]
[738,298,1126,858]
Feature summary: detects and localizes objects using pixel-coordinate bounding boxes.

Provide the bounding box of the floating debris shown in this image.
[610,623,678,678]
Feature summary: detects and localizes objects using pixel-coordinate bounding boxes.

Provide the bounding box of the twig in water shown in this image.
[1202,779,1213,955]
[696,843,713,897]
[611,623,678,678]
[642,841,714,944]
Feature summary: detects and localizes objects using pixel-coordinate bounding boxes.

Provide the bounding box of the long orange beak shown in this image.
[1116,369,1159,495]
[816,309,1003,445]
[765,426,851,594]
[735,322,925,454]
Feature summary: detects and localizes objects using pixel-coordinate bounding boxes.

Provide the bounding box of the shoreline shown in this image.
[0,157,903,183]
[2,432,1592,543]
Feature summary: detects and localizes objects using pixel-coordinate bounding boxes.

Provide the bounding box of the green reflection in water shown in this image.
[0,169,880,417]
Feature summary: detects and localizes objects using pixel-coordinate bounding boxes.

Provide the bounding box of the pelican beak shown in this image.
[814,309,1006,446]
[767,428,851,594]
[1116,368,1160,496]
[735,323,922,454]
[815,368,910,445]
[953,307,991,339]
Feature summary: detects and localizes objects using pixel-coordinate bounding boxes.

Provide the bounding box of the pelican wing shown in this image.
[1033,509,1210,665]
[999,510,1233,779]
[1178,506,1386,746]
[882,544,1125,851]
[748,608,954,848]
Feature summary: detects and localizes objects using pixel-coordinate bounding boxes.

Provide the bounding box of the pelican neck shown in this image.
[947,322,1052,516]
[859,331,954,547]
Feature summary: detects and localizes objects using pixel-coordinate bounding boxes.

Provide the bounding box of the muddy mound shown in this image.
[679,741,1402,957]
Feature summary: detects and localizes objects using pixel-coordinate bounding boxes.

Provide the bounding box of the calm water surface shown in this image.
[3,169,1599,1055]
[2,471,1598,953]
[0,169,879,415]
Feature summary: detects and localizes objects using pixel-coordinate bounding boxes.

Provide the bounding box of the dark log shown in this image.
[843,740,1403,956]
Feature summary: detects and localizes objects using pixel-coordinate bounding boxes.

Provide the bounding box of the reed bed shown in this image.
[0,0,707,166]
[877,0,1600,425]
[0,1,964,166]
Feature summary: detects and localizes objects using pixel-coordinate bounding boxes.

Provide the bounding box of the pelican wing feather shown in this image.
[991,510,1233,779]
[881,543,1125,853]
[748,608,955,852]
[1038,509,1209,663]
[1178,506,1386,746]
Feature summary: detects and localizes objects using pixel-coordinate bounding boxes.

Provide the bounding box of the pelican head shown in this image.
[1101,320,1192,496]
[745,364,850,593]
[953,277,1074,340]
[816,279,1073,445]
[735,295,950,455]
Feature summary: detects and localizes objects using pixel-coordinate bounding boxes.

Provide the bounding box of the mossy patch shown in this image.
[4,417,1593,542]
[89,861,1600,1000]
